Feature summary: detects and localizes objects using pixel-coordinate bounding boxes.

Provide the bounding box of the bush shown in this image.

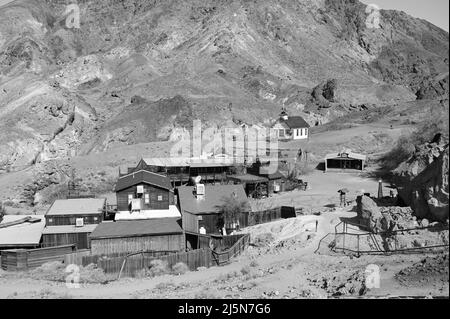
[250,260,259,267]
[147,259,169,277]
[172,262,189,275]
[28,262,113,284]
[240,265,251,275]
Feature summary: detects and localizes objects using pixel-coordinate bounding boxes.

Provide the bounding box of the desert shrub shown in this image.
[249,260,259,267]
[29,261,66,282]
[28,262,113,284]
[240,265,251,275]
[252,233,275,247]
[79,263,112,284]
[147,259,169,277]
[172,262,189,275]
[0,203,5,221]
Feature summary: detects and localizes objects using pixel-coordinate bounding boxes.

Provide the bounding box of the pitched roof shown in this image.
[42,224,98,234]
[115,205,181,221]
[46,198,106,216]
[284,116,310,129]
[89,218,183,239]
[177,185,250,215]
[115,170,172,192]
[0,215,45,247]
[325,149,367,161]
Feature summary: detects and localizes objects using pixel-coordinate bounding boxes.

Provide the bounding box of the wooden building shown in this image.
[115,170,174,211]
[114,169,181,221]
[42,198,106,249]
[272,109,310,140]
[124,158,238,186]
[246,159,286,195]
[177,184,250,235]
[89,218,185,255]
[324,150,367,172]
[0,215,45,250]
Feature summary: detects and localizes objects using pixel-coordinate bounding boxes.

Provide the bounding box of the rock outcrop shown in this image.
[394,133,449,222]
[356,195,384,232]
[408,146,449,222]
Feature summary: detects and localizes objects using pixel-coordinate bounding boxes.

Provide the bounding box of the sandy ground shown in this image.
[250,170,381,212]
[1,206,448,299]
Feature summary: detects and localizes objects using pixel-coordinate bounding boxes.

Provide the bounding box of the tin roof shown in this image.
[46,198,106,216]
[325,149,367,161]
[115,170,172,192]
[42,224,98,234]
[89,218,183,239]
[0,215,45,247]
[177,184,250,215]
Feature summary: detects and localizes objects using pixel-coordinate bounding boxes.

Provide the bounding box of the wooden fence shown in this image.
[79,233,251,278]
[248,206,296,226]
[1,245,76,271]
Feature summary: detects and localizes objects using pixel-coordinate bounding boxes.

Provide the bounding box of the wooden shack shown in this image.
[0,215,45,250]
[177,184,250,235]
[42,198,106,249]
[324,150,367,172]
[89,218,185,255]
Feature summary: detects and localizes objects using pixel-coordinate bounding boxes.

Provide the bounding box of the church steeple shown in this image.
[279,107,289,121]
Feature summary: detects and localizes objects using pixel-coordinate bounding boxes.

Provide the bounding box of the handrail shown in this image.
[211,233,250,265]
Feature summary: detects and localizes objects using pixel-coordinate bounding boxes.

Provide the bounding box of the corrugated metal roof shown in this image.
[178,185,250,215]
[42,224,98,234]
[115,170,172,192]
[89,218,183,239]
[142,157,190,167]
[142,157,243,168]
[228,174,269,183]
[0,215,45,247]
[46,198,106,216]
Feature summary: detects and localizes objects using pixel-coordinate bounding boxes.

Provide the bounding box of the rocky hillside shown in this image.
[0,0,448,169]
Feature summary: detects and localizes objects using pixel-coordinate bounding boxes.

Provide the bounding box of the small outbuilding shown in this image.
[0,215,45,250]
[42,198,106,249]
[89,218,185,255]
[324,150,367,172]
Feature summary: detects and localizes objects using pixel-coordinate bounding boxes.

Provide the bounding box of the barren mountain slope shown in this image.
[0,0,448,169]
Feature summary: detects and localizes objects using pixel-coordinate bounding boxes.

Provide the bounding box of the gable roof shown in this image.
[177,185,250,215]
[284,116,310,129]
[46,198,106,216]
[89,218,183,239]
[115,170,172,192]
[0,215,45,248]
[325,149,367,161]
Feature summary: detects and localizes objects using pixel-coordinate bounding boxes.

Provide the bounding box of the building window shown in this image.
[157,195,163,201]
[128,194,133,203]
[144,193,150,204]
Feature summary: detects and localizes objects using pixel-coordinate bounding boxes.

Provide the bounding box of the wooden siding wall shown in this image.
[42,233,91,249]
[1,245,76,271]
[182,212,249,235]
[182,212,200,233]
[90,234,185,255]
[45,214,102,226]
[116,185,173,211]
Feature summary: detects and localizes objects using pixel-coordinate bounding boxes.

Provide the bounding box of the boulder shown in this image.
[409,146,449,222]
[356,195,384,232]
